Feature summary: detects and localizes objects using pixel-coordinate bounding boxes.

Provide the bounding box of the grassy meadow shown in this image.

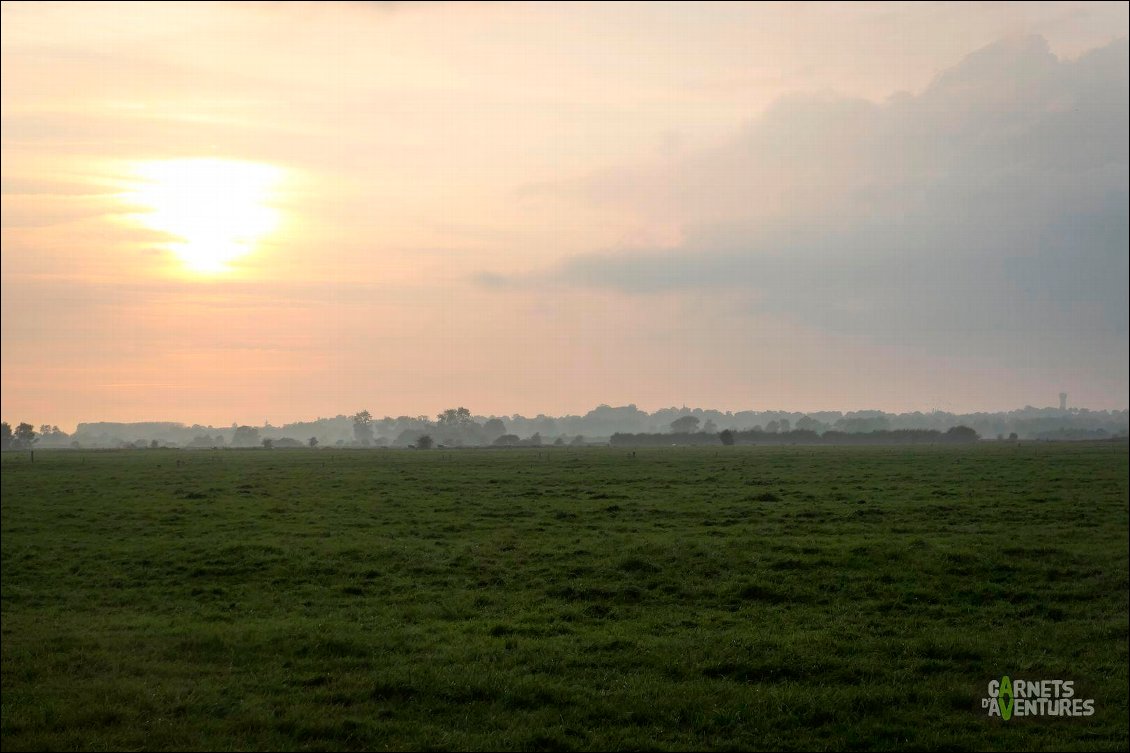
[1,442,1127,751]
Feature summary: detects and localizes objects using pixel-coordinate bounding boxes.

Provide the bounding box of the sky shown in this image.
[1,1,1127,430]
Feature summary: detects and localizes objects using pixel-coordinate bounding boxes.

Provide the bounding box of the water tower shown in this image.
[1059,392,1067,411]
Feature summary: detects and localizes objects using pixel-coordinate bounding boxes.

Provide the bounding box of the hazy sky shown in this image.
[2,1,1127,429]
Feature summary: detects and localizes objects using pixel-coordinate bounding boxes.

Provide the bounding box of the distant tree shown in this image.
[670,415,700,433]
[945,426,980,442]
[352,410,374,445]
[13,422,37,450]
[262,438,274,449]
[150,439,160,449]
[482,418,507,440]
[416,434,434,450]
[703,418,718,434]
[765,420,780,433]
[719,429,735,446]
[796,415,823,432]
[34,425,69,447]
[779,418,791,433]
[231,425,261,447]
[493,434,521,447]
[531,414,559,437]
[437,407,474,427]
[435,407,481,446]
[836,416,890,433]
[570,434,585,446]
[308,437,319,448]
[1008,432,1019,441]
[553,436,565,446]
[392,429,425,448]
[1,422,11,451]
[528,432,542,447]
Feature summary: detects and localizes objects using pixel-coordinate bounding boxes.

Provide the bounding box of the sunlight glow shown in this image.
[127,159,283,274]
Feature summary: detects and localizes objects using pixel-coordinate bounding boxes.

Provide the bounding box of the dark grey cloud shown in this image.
[493,36,1128,367]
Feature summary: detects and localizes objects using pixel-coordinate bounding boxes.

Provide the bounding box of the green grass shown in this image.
[2,443,1127,751]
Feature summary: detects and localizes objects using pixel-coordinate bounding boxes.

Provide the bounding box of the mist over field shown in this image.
[4,402,1128,451]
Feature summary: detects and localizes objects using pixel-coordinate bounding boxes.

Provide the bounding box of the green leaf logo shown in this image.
[999,676,1013,721]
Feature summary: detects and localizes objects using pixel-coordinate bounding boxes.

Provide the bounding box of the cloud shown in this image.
[493,36,1128,361]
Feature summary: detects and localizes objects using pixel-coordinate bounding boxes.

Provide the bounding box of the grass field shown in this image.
[1,443,1127,751]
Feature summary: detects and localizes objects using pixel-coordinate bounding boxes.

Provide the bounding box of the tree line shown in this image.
[1,422,66,451]
[610,426,982,447]
[5,402,1127,450]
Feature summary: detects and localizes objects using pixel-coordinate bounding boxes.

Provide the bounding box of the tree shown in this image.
[150,439,160,449]
[308,437,319,448]
[33,425,69,447]
[437,407,474,428]
[836,416,890,433]
[527,432,542,447]
[765,420,780,433]
[1,422,11,451]
[436,407,480,446]
[796,415,823,432]
[670,415,700,433]
[13,422,37,450]
[262,438,274,449]
[393,429,425,448]
[493,434,521,447]
[945,426,980,442]
[531,414,559,437]
[570,434,585,446]
[416,434,434,450]
[482,418,507,440]
[1008,432,1019,441]
[352,410,374,445]
[703,418,718,434]
[719,429,735,446]
[231,425,261,447]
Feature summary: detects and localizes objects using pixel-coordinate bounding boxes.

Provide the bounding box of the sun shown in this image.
[126,158,284,274]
